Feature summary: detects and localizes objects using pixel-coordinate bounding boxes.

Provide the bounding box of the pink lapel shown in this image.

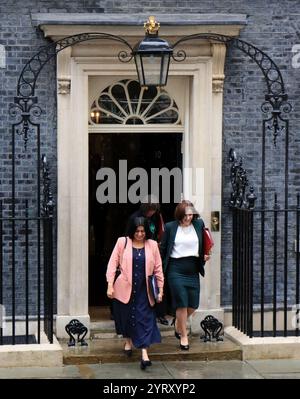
[144,240,151,277]
[124,237,133,284]
[124,239,152,282]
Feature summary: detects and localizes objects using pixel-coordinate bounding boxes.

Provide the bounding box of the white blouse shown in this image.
[170,224,199,258]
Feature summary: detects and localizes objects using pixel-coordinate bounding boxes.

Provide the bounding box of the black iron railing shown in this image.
[0,203,53,345]
[0,156,54,345]
[232,194,300,337]
[43,213,54,343]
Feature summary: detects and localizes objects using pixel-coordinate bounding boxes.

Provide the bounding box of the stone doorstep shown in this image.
[90,320,177,339]
[225,326,300,360]
[91,327,175,339]
[91,331,175,339]
[61,336,242,365]
[63,350,243,365]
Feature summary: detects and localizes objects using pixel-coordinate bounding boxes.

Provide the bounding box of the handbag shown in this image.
[114,237,127,284]
[203,227,214,256]
[148,274,159,303]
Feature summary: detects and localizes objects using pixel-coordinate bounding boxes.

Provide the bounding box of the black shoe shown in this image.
[180,343,189,351]
[171,317,181,339]
[124,348,133,357]
[157,317,169,326]
[140,359,152,370]
[123,344,133,357]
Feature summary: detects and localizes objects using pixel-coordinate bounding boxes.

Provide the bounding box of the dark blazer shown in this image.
[160,219,206,277]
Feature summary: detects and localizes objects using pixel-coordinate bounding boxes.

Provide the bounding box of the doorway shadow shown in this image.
[88,133,182,312]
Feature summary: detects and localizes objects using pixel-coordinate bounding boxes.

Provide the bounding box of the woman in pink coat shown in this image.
[106,217,164,370]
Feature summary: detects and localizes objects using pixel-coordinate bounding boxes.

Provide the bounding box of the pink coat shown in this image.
[106,237,164,306]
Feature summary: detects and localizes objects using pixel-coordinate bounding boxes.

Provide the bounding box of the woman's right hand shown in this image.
[157,292,163,303]
[107,284,114,299]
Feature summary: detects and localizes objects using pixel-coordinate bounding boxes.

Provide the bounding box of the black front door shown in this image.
[89,133,182,307]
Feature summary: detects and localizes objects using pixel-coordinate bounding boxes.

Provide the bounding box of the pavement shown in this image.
[1,359,300,379]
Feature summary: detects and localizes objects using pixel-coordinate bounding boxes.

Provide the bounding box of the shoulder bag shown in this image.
[114,237,127,284]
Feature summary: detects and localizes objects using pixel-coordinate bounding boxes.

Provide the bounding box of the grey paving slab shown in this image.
[164,360,263,379]
[87,362,173,379]
[247,360,300,374]
[0,365,81,379]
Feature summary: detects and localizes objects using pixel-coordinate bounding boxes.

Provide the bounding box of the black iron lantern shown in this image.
[133,16,173,87]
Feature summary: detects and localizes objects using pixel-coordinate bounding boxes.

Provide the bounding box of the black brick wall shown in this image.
[0,0,300,313]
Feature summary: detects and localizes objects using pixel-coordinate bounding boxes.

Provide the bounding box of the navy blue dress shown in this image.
[113,247,161,349]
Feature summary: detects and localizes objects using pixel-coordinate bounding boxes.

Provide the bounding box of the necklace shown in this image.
[134,247,144,256]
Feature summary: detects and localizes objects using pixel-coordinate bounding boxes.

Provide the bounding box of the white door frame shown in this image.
[55,45,226,338]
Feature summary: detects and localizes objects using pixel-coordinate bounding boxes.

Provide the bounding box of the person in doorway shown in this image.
[106,217,164,370]
[126,197,169,326]
[126,198,164,244]
[160,200,210,350]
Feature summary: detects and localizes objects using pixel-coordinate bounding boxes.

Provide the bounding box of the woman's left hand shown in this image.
[204,254,211,262]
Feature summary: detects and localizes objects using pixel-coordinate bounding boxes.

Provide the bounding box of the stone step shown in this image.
[90,320,176,339]
[61,336,242,365]
[91,328,175,339]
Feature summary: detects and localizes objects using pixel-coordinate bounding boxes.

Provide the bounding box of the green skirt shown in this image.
[167,256,200,310]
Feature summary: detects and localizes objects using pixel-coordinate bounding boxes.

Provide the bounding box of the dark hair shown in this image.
[174,200,200,222]
[140,195,160,215]
[127,216,152,240]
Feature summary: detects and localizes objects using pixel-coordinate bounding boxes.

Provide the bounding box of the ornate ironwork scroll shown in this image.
[10,33,133,148]
[17,33,133,98]
[229,148,257,209]
[172,33,291,146]
[41,154,53,217]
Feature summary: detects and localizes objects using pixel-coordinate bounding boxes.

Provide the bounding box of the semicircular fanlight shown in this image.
[89,79,181,125]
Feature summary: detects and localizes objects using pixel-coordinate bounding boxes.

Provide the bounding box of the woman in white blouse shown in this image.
[160,200,210,350]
